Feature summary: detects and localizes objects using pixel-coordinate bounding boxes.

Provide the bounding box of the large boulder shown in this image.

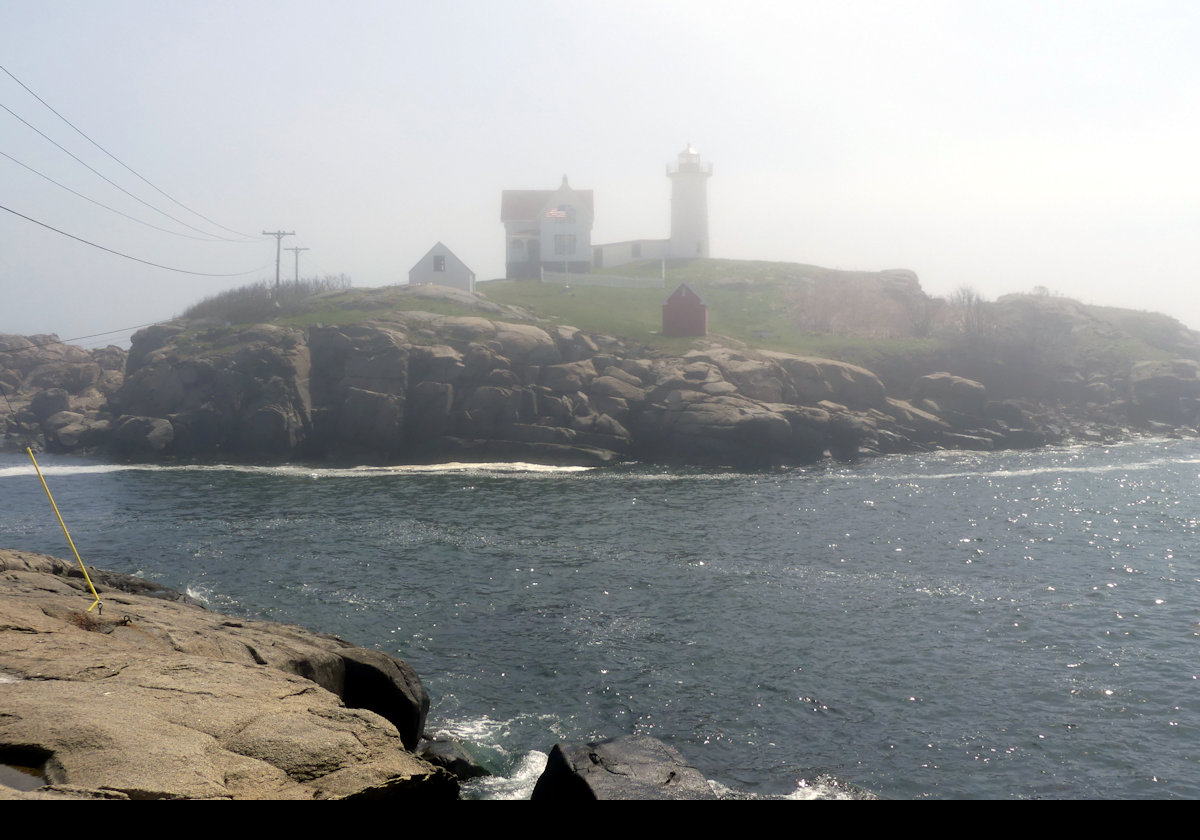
[1130,359,1200,425]
[111,415,174,458]
[29,388,71,422]
[685,348,794,404]
[492,322,561,366]
[637,392,796,467]
[912,372,988,416]
[531,736,715,800]
[757,351,888,410]
[125,324,185,375]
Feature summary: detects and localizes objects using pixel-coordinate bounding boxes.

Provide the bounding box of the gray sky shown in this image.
[3,0,1198,346]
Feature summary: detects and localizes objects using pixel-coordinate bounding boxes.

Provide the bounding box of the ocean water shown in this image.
[3,439,1200,799]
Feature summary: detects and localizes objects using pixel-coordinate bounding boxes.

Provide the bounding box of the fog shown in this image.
[3,0,1198,345]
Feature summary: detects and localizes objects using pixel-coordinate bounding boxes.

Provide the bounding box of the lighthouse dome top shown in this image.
[669,144,712,178]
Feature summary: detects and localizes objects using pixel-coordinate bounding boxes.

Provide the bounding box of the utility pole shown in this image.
[285,246,309,283]
[262,230,295,289]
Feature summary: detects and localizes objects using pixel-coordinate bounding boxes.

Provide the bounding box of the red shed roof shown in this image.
[664,281,706,305]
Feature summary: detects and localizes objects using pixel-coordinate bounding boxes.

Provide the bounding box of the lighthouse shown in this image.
[668,145,712,259]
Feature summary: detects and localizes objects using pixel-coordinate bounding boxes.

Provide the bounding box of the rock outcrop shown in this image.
[6,284,1197,468]
[0,549,453,800]
[96,313,1072,467]
[1,334,126,454]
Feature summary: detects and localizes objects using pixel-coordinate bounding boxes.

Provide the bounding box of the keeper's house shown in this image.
[501,176,594,279]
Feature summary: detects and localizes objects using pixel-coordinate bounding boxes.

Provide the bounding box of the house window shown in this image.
[433,255,446,272]
[554,234,576,255]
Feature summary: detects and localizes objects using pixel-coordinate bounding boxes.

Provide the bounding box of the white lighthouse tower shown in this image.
[668,145,713,259]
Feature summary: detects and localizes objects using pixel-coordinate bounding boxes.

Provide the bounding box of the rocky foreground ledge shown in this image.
[0,549,720,800]
[0,549,456,800]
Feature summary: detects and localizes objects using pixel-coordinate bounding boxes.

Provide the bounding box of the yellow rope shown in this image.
[26,447,102,613]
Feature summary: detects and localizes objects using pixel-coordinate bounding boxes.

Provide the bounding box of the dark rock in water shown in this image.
[418,738,490,782]
[531,735,716,800]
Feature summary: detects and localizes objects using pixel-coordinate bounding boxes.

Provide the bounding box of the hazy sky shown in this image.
[3,1,1198,346]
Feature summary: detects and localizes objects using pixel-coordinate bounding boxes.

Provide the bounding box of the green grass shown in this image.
[480,261,945,364]
[174,259,1192,378]
[188,285,509,331]
[274,295,489,328]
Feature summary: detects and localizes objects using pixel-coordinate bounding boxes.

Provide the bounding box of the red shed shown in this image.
[662,282,708,337]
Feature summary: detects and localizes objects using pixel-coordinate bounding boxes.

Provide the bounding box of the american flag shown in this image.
[545,206,567,218]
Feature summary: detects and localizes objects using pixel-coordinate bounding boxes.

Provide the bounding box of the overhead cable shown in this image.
[0,321,166,353]
[0,101,246,243]
[0,148,240,242]
[1,64,256,241]
[1,203,272,277]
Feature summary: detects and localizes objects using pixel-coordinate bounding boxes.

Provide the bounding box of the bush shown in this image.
[181,275,351,325]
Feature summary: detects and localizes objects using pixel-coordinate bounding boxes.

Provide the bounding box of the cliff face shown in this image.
[95,305,1066,468]
[6,285,1200,467]
[69,306,1055,467]
[0,334,126,453]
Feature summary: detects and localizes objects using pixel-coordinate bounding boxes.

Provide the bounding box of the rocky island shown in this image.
[4,261,1200,468]
[7,262,1198,798]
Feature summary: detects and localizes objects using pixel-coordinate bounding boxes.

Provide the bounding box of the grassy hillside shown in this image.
[479,259,941,364]
[171,260,1200,397]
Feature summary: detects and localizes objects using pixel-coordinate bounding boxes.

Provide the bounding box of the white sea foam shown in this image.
[856,457,1193,484]
[460,750,549,801]
[779,775,873,800]
[0,460,593,480]
[184,585,211,606]
[429,714,513,744]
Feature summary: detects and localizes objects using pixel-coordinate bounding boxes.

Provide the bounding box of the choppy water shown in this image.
[3,439,1200,798]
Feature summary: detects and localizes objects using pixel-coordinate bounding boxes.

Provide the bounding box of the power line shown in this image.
[1,203,272,277]
[0,100,246,242]
[0,64,255,241]
[0,321,166,353]
[0,148,242,243]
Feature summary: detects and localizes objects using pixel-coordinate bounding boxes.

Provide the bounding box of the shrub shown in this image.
[181,275,351,324]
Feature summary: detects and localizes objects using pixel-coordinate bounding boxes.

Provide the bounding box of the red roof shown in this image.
[500,189,594,222]
[664,282,706,305]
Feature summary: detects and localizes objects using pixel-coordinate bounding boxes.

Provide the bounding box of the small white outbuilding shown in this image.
[408,242,475,293]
